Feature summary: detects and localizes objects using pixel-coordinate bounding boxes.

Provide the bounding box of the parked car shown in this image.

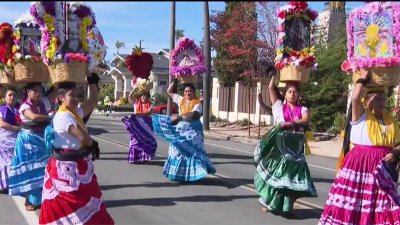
[153,102,179,114]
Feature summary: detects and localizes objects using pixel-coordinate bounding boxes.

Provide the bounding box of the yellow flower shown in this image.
[309,46,315,55]
[80,17,93,52]
[46,36,58,59]
[43,14,55,32]
[14,31,20,40]
[12,45,18,54]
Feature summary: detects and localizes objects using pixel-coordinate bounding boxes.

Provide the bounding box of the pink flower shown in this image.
[341,60,352,72]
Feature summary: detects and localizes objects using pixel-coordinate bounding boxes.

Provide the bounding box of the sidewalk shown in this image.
[204,126,343,159]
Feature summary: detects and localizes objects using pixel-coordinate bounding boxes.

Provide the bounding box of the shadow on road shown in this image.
[88,127,109,135]
[105,194,257,208]
[207,153,253,160]
[311,177,335,184]
[100,177,255,192]
[293,208,323,220]
[100,152,127,155]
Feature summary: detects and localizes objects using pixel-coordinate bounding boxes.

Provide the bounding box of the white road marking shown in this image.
[94,135,325,211]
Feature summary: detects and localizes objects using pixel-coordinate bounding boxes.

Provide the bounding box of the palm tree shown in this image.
[328,1,345,12]
[175,28,185,41]
[167,2,176,115]
[115,41,125,54]
[203,1,211,130]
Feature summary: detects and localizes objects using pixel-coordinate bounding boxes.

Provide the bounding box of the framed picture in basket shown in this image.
[283,17,311,52]
[14,24,41,57]
[353,9,394,59]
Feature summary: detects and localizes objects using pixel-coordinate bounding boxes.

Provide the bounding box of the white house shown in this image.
[105,50,170,100]
[104,48,217,101]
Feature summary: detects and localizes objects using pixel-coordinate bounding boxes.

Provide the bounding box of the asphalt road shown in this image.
[0,114,339,225]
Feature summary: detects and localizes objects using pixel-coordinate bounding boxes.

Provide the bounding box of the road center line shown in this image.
[93,135,325,211]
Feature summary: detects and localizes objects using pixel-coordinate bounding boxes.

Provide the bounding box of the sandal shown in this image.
[24,199,40,211]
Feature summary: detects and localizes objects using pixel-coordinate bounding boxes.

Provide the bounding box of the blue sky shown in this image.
[0,1,366,61]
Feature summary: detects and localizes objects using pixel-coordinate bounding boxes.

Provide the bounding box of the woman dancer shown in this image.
[152,79,215,181]
[121,88,157,164]
[39,75,114,225]
[319,69,400,225]
[8,82,51,211]
[0,87,20,193]
[255,69,317,217]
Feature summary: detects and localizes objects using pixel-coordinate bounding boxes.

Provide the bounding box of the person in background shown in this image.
[8,82,51,211]
[152,79,216,182]
[104,95,110,116]
[121,88,157,164]
[0,87,21,194]
[39,73,114,225]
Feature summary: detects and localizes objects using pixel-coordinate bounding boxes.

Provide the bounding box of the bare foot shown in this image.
[261,207,269,213]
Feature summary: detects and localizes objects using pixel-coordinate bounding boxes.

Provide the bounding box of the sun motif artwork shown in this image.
[353,10,393,59]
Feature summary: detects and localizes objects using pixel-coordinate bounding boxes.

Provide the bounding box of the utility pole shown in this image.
[167,1,176,115]
[203,1,211,130]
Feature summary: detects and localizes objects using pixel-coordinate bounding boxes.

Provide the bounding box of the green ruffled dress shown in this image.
[254,126,317,213]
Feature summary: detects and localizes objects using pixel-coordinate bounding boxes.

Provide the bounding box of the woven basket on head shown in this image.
[178,76,197,84]
[352,66,400,87]
[0,69,16,85]
[279,64,311,84]
[14,61,49,83]
[48,61,87,84]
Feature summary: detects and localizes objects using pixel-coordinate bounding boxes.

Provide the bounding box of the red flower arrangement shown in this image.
[275,2,318,70]
[0,23,14,69]
[125,45,154,80]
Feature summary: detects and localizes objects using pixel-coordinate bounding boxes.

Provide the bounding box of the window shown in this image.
[159,80,167,86]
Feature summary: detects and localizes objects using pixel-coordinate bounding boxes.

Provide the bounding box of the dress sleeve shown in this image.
[271,100,284,124]
[53,112,79,133]
[192,103,202,114]
[18,103,31,116]
[172,94,182,106]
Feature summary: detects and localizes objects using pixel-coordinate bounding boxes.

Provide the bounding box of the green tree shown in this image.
[115,41,125,54]
[175,28,185,41]
[99,84,115,102]
[302,23,351,132]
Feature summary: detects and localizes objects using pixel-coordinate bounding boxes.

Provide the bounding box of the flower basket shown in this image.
[48,61,87,84]
[279,64,311,83]
[14,61,49,83]
[352,66,400,86]
[178,76,197,84]
[342,2,400,75]
[0,69,16,85]
[171,37,206,79]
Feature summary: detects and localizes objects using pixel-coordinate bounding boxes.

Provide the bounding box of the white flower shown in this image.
[25,55,32,59]
[15,53,22,59]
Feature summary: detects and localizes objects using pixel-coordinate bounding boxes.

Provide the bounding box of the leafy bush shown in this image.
[119,97,129,106]
[238,118,252,126]
[153,93,168,106]
[210,114,217,122]
[99,84,114,102]
[328,112,346,134]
